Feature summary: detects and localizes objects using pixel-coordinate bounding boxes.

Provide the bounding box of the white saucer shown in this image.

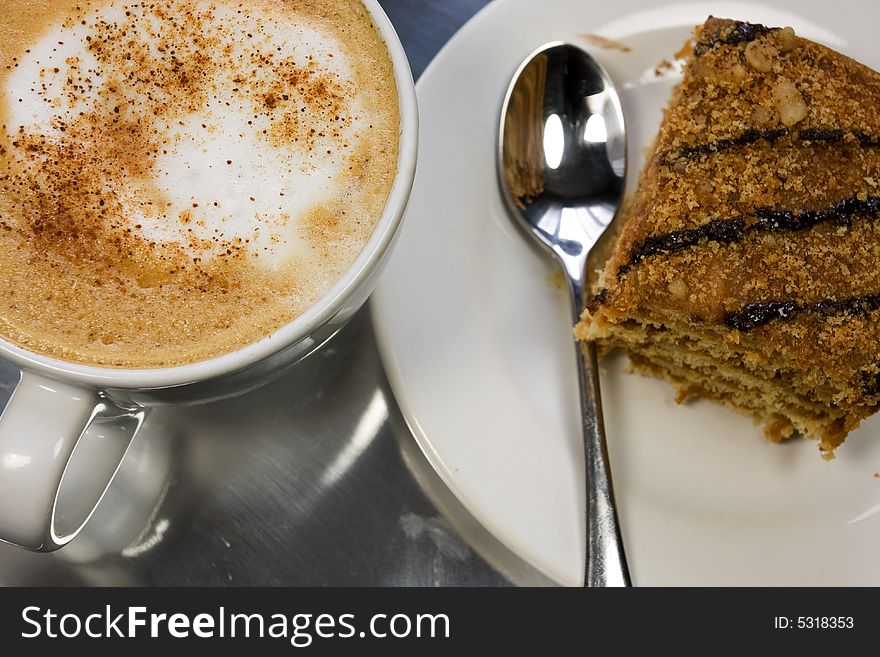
[372,0,880,586]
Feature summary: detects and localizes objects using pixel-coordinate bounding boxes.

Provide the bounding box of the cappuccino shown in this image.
[0,0,399,367]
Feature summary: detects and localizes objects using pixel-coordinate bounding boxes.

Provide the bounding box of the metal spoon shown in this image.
[497,42,630,587]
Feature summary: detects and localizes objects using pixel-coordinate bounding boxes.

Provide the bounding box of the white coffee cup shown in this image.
[0,0,417,552]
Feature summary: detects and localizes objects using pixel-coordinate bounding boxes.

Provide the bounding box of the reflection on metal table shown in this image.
[0,0,551,587]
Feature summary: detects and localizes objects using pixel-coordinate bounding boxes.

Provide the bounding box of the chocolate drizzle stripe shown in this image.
[799,128,845,142]
[694,20,778,56]
[615,195,880,279]
[724,294,880,331]
[665,128,880,163]
[587,287,608,313]
[616,218,744,277]
[860,368,880,396]
[857,131,880,148]
[669,128,788,161]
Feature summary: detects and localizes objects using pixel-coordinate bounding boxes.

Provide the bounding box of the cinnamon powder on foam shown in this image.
[0,0,399,367]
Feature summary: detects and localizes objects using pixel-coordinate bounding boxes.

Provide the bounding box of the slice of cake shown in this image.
[575,17,880,458]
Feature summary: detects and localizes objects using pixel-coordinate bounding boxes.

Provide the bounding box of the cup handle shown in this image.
[0,371,143,551]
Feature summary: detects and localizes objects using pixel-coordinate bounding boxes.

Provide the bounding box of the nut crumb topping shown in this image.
[577,17,880,454]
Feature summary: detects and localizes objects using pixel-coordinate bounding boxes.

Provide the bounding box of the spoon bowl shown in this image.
[498,42,631,587]
[499,42,626,293]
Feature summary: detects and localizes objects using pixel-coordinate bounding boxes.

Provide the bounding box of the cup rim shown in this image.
[0,0,418,390]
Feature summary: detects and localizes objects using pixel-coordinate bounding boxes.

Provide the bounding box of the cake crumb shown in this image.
[654,59,674,76]
[580,33,632,53]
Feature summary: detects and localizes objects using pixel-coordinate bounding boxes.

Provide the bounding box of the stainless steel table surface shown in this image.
[0,0,552,587]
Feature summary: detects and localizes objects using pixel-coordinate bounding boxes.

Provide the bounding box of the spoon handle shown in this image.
[570,283,631,587]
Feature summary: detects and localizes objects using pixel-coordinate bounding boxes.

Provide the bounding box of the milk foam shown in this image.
[0,0,399,368]
[5,1,365,269]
